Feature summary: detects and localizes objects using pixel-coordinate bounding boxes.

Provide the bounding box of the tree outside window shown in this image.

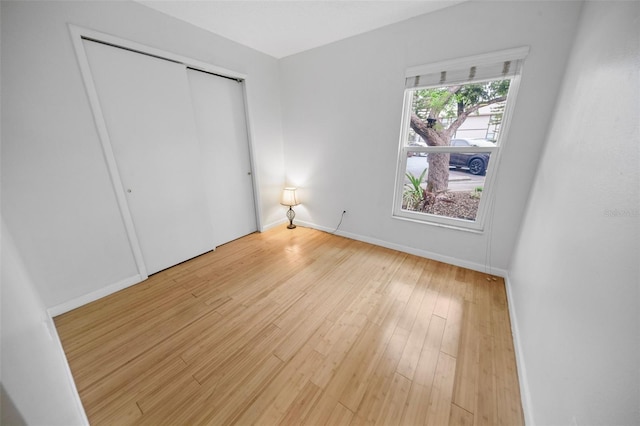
[393,48,527,231]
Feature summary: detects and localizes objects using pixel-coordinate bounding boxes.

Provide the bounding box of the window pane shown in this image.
[406,80,510,149]
[402,153,491,221]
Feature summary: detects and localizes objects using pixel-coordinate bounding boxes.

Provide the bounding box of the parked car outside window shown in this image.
[449,138,495,175]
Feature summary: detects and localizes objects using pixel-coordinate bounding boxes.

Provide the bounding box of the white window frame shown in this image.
[392,47,529,232]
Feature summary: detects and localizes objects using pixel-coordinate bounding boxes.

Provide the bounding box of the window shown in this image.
[393,47,528,231]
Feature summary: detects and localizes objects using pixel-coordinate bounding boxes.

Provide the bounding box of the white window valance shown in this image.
[405,46,529,89]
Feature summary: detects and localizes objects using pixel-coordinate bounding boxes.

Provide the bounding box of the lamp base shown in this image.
[286,206,296,230]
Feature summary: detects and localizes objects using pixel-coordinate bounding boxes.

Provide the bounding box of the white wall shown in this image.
[1,0,285,309]
[1,4,285,421]
[508,2,640,425]
[279,1,583,273]
[1,220,88,425]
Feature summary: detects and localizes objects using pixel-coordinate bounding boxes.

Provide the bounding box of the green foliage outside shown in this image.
[411,79,510,132]
[403,169,426,210]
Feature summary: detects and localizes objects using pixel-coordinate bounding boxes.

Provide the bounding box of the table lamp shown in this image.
[280,187,300,229]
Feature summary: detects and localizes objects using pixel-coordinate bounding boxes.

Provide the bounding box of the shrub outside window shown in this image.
[393,47,528,231]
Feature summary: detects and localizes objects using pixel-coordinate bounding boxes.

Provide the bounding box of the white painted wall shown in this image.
[1,0,285,309]
[1,2,285,422]
[1,219,88,425]
[279,1,583,273]
[508,2,640,425]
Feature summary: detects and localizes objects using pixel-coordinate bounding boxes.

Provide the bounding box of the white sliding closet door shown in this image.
[83,40,214,275]
[187,69,257,246]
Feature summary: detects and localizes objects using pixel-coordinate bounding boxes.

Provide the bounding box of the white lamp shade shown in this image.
[280,187,299,206]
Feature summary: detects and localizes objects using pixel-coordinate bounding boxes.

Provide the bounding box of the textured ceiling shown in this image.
[137,1,467,58]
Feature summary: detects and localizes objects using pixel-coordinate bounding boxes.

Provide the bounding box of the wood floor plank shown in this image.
[301,388,341,425]
[233,320,333,425]
[71,297,215,390]
[190,320,283,386]
[396,289,438,380]
[279,379,323,425]
[424,352,457,426]
[54,226,524,426]
[374,372,412,426]
[353,326,410,424]
[77,310,222,409]
[400,382,432,425]
[135,372,201,416]
[311,310,367,388]
[474,274,498,426]
[441,278,467,357]
[54,274,188,350]
[492,304,525,426]
[452,301,481,413]
[413,314,446,387]
[83,355,187,422]
[62,290,196,360]
[201,354,284,425]
[450,403,475,426]
[336,300,405,412]
[326,402,355,425]
[475,332,497,426]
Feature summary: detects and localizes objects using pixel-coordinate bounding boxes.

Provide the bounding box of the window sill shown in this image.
[391,212,485,234]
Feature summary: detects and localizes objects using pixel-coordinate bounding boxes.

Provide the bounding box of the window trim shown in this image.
[392,47,528,232]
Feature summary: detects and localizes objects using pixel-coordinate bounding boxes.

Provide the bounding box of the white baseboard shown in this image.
[504,273,535,426]
[44,313,90,425]
[47,274,145,317]
[296,220,508,277]
[260,218,287,232]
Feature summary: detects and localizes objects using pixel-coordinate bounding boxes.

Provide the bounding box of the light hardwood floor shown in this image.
[55,226,524,425]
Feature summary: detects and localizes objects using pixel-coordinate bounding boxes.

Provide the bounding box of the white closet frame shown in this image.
[68,24,262,280]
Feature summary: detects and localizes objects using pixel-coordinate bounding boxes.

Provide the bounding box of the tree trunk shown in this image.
[426,152,449,193]
[410,113,450,193]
